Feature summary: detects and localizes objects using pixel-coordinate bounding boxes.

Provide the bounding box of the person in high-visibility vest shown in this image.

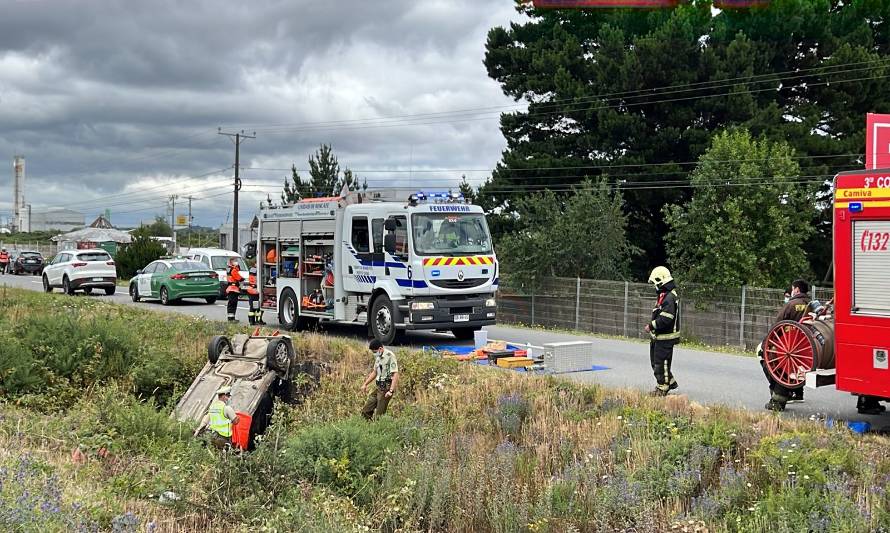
[246,267,264,326]
[225,257,243,323]
[194,386,239,448]
[0,248,9,275]
[645,266,681,397]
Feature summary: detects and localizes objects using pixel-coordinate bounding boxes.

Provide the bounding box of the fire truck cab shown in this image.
[255,189,498,343]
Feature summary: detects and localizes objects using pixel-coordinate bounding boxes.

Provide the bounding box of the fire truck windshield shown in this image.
[411,213,492,256]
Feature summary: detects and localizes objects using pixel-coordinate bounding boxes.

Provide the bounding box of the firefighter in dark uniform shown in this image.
[759,279,813,412]
[225,257,243,323]
[645,266,681,396]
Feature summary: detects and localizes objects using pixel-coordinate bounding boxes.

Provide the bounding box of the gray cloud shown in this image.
[0,0,519,227]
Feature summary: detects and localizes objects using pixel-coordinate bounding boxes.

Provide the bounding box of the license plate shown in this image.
[26,260,36,263]
[454,314,470,322]
[92,278,104,282]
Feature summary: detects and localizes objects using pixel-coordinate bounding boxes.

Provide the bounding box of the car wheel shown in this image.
[63,276,74,295]
[452,327,480,341]
[208,335,233,365]
[160,286,171,306]
[265,337,295,373]
[130,284,140,302]
[104,286,116,296]
[371,294,398,345]
[205,296,217,305]
[42,275,52,293]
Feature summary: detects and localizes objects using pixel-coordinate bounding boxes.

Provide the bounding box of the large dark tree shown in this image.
[482,0,890,280]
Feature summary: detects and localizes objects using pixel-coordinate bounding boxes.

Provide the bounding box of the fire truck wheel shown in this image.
[371,294,398,345]
[279,289,300,331]
[452,327,479,341]
[208,335,233,365]
[266,337,294,373]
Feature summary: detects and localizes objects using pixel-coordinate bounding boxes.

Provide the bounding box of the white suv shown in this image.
[184,247,247,296]
[43,249,118,295]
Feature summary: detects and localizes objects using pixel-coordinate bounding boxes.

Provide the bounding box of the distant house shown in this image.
[52,215,133,256]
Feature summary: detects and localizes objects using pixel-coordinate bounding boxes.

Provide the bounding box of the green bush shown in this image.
[114,233,166,279]
[0,289,213,409]
[278,417,402,504]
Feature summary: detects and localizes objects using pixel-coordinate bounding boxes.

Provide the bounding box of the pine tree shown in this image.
[282,145,367,203]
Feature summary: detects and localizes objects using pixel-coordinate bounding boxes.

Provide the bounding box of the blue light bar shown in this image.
[849,202,864,213]
[412,191,465,204]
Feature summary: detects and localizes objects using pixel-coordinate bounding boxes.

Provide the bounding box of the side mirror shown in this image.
[384,234,397,254]
[136,269,143,275]
[384,219,397,231]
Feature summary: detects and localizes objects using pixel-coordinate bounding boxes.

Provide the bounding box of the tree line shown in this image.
[478,0,890,288]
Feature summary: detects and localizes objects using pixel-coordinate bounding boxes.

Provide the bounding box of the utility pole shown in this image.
[187,196,193,248]
[169,194,178,250]
[218,128,255,253]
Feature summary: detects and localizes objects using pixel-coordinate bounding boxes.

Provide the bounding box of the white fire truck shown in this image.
[255,189,498,343]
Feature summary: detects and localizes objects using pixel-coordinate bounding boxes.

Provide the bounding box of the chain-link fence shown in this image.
[497,277,834,350]
[0,242,57,258]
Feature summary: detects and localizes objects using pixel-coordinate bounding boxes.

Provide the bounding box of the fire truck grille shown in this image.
[429,278,488,289]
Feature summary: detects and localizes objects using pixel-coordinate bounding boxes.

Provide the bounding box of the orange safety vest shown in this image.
[0,252,8,262]
[247,272,259,296]
[226,265,243,294]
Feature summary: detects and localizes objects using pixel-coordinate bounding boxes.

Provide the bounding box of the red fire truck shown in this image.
[761,168,890,414]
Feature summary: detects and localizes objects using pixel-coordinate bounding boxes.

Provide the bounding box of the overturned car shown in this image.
[175,331,319,449]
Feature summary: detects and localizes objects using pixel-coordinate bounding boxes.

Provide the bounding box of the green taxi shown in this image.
[129,258,220,305]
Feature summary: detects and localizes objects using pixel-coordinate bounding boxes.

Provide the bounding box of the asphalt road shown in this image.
[4,272,888,428]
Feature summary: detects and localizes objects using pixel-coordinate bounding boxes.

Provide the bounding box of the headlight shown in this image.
[485,298,497,307]
[411,301,435,311]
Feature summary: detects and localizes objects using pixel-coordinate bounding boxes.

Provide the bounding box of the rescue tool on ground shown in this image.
[255,188,499,344]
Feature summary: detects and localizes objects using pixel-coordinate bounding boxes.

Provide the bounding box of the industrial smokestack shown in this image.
[13,155,26,232]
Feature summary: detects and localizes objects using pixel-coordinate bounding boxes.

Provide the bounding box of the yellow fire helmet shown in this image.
[648,266,673,290]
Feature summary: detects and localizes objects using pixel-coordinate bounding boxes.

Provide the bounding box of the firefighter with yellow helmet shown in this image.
[645,266,681,396]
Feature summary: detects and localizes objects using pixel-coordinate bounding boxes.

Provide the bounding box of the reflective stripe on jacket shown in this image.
[0,252,8,262]
[226,266,243,294]
[208,399,232,438]
[651,284,681,342]
[247,272,259,296]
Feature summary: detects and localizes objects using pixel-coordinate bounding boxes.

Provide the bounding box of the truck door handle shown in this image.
[349,266,354,274]
[385,267,391,276]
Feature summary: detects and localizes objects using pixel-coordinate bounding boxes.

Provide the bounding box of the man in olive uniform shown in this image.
[194,386,239,449]
[361,339,399,420]
[645,266,681,396]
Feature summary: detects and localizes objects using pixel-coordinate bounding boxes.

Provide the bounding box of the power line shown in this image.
[52,167,233,209]
[249,72,890,136]
[237,151,861,176]
[223,57,890,132]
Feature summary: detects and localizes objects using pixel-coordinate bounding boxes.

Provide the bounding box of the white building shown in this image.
[29,208,86,232]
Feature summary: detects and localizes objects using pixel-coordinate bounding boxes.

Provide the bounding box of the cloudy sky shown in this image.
[0,0,522,229]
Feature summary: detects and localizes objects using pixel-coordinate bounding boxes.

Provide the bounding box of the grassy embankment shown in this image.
[0,288,888,532]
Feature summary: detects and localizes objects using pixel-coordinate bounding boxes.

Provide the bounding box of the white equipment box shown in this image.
[543,341,594,373]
